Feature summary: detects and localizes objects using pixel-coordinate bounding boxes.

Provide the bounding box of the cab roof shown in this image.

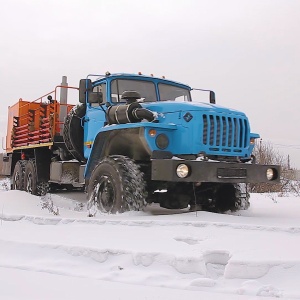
[92,72,192,90]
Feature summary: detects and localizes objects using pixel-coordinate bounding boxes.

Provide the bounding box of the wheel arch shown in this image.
[85,128,151,180]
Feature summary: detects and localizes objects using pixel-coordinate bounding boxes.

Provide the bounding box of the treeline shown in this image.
[249,140,300,195]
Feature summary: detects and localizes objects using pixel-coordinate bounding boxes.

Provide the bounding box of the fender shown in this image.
[84,127,152,180]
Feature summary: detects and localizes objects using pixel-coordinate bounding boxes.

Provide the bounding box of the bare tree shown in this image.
[249,140,290,193]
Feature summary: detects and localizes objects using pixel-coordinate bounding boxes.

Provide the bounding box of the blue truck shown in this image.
[2,72,280,213]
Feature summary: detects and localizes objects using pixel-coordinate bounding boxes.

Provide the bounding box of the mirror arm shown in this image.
[192,88,216,104]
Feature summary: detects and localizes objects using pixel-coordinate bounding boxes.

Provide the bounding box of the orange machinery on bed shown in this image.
[6,84,77,152]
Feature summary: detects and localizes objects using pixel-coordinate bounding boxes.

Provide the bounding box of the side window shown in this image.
[111,80,121,102]
[92,83,107,104]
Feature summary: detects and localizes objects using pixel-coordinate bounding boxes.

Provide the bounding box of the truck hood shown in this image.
[142,101,246,117]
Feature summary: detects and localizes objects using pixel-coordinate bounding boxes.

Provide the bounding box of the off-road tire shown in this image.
[12,160,27,190]
[234,183,250,211]
[191,183,250,213]
[24,160,49,196]
[211,183,250,212]
[87,155,147,214]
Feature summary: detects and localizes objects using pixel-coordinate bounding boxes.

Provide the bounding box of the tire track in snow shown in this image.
[1,238,298,298]
[0,238,215,289]
[1,213,300,235]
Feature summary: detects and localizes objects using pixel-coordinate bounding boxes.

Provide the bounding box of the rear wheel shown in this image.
[87,155,147,213]
[24,160,49,196]
[12,160,27,190]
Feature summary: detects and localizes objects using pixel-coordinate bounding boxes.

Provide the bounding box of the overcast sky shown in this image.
[1,0,299,168]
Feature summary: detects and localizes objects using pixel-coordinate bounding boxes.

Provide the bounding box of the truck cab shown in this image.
[81,73,257,168]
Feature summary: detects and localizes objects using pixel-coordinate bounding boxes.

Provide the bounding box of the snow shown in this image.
[0,180,300,299]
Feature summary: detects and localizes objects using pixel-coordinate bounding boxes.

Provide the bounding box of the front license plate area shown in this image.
[217,168,247,179]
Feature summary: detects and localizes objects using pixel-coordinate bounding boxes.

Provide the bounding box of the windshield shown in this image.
[110,79,191,103]
[158,83,191,102]
[111,79,157,102]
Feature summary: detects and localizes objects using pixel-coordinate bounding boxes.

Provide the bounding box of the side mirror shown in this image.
[192,88,216,104]
[79,79,93,103]
[209,91,216,104]
[88,92,103,104]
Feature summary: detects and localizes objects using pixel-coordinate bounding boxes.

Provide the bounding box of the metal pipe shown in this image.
[59,76,68,134]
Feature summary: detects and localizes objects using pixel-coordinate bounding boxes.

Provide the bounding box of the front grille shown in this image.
[202,114,248,153]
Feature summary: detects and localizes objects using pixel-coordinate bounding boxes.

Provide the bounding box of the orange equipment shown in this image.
[6,85,77,152]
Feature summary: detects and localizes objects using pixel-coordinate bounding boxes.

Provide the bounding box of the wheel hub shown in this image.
[95,176,115,213]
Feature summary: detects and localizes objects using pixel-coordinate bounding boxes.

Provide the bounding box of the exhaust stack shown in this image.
[59,76,68,134]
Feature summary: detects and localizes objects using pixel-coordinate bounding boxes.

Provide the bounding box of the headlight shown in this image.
[266,168,275,180]
[176,164,190,178]
[155,134,169,149]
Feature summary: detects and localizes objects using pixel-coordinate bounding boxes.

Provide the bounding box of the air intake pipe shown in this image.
[107,102,155,125]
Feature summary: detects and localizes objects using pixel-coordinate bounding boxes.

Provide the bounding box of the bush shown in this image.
[249,140,299,195]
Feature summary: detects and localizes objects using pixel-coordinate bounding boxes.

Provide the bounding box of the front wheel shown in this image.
[87,156,147,214]
[191,183,250,213]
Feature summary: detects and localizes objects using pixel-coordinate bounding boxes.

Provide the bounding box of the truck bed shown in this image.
[6,90,75,152]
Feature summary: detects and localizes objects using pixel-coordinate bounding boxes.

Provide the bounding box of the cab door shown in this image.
[83,83,107,159]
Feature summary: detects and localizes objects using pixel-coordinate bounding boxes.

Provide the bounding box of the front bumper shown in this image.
[151,159,280,183]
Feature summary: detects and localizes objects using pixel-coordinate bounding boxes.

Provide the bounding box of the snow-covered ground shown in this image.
[1,179,300,299]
